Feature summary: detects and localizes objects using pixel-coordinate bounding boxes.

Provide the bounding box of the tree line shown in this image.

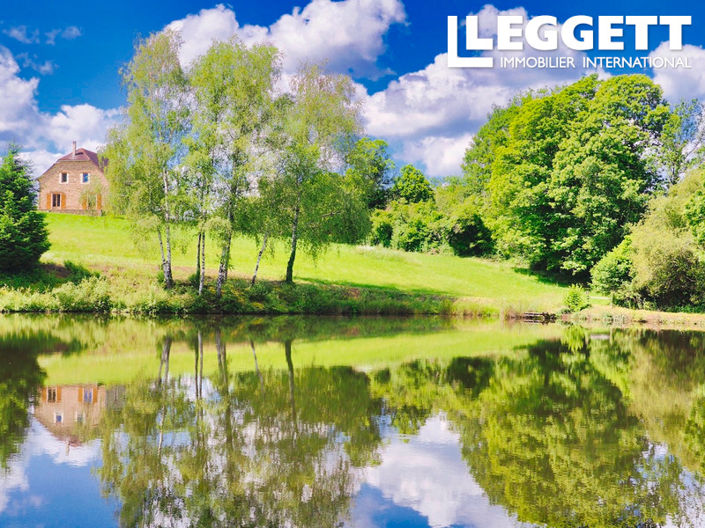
[7,31,705,312]
[101,30,507,296]
[456,74,705,309]
[103,32,381,294]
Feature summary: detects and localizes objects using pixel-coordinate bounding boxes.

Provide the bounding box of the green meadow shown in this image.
[37,212,570,313]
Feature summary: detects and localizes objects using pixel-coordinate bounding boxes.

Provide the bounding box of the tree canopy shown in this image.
[464,74,671,277]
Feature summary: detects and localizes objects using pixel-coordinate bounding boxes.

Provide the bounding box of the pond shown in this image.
[2,314,705,528]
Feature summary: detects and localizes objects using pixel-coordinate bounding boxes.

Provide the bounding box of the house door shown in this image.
[51,193,61,208]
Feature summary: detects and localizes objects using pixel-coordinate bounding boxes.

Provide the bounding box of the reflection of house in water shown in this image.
[34,384,124,446]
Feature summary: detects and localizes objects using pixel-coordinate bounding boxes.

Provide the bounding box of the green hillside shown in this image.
[40,213,569,312]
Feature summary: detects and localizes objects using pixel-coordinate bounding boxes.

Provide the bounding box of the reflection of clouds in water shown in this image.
[27,419,101,467]
[664,470,705,528]
[0,455,29,514]
[359,414,528,528]
[0,417,101,514]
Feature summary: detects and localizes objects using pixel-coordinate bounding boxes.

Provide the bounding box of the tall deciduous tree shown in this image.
[391,164,434,203]
[464,74,670,277]
[186,39,279,296]
[102,31,189,289]
[548,76,669,275]
[262,65,364,283]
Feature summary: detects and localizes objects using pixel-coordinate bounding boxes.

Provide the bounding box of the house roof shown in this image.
[39,147,106,180]
[58,148,102,166]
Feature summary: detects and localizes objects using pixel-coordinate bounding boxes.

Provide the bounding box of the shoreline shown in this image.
[566,305,705,330]
[0,276,498,317]
[6,275,705,331]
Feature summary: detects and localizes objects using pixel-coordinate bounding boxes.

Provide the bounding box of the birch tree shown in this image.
[103,31,188,288]
[265,65,363,283]
[184,40,279,297]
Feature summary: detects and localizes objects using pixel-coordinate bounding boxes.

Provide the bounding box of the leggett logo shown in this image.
[448,15,692,69]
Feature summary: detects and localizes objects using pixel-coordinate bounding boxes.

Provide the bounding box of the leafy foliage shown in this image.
[445,200,493,257]
[661,98,705,185]
[389,200,447,253]
[102,31,189,288]
[591,169,705,310]
[257,65,365,283]
[591,237,635,304]
[345,137,395,209]
[464,74,671,277]
[391,164,434,203]
[186,39,279,294]
[367,166,493,257]
[563,284,589,312]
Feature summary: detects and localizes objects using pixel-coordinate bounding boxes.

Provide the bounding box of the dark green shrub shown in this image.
[369,210,393,247]
[639,242,705,309]
[628,171,705,310]
[247,281,273,303]
[390,201,447,253]
[590,238,634,303]
[393,217,431,252]
[446,204,493,256]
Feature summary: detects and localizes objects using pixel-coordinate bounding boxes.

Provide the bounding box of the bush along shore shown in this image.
[10,265,705,327]
[0,264,498,317]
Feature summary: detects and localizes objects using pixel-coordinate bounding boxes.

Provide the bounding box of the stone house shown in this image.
[37,141,108,214]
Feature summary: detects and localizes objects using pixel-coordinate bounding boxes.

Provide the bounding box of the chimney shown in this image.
[72,141,76,159]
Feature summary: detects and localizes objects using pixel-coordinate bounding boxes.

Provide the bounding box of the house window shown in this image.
[75,412,85,424]
[47,387,57,402]
[60,172,68,183]
[51,193,61,208]
[54,412,63,424]
[83,388,93,404]
[81,173,89,184]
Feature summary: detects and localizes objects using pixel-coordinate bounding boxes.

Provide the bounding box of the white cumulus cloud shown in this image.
[361,4,602,177]
[165,0,405,77]
[401,133,474,177]
[3,26,39,44]
[0,45,118,176]
[359,415,527,528]
[650,41,705,101]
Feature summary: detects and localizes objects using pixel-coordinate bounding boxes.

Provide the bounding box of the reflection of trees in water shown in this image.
[457,337,687,528]
[78,324,705,527]
[98,334,384,527]
[606,330,705,477]
[0,331,47,469]
[372,327,705,528]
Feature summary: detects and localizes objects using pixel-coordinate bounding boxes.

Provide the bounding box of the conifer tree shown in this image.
[0,148,50,271]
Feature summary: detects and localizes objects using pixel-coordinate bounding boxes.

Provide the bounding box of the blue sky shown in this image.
[1,0,705,177]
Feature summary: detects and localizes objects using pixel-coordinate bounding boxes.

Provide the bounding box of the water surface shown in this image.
[2,315,705,527]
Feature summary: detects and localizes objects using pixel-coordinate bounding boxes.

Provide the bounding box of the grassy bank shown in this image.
[0,213,572,315]
[570,305,705,329]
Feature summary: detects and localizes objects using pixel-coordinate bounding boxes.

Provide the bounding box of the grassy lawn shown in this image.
[41,213,570,312]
